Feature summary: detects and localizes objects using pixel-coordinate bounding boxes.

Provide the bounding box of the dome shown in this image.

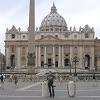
[40,3,67,32]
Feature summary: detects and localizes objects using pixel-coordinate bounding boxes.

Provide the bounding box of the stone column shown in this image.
[78,46,83,69]
[70,46,73,66]
[90,47,94,70]
[35,46,38,67]
[58,46,61,67]
[25,47,28,67]
[82,46,85,69]
[6,47,10,67]
[62,46,64,67]
[38,46,41,67]
[44,46,47,65]
[53,46,55,68]
[17,47,21,68]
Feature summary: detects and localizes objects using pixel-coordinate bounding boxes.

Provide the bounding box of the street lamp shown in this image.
[71,55,79,76]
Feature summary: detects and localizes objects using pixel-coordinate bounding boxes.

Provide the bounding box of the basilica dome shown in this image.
[40,3,67,32]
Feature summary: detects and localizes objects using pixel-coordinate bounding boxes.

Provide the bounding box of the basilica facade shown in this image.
[5,0,100,73]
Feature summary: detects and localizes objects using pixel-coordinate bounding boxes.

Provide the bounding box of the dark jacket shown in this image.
[47,74,56,85]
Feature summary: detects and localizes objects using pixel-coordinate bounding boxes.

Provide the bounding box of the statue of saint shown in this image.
[85,60,88,67]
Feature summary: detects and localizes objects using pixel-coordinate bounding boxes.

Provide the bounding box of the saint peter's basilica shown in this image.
[5,0,100,73]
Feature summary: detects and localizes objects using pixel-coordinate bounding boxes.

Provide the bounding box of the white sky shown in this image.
[0,0,100,54]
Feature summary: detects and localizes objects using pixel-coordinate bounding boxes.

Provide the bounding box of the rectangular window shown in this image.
[11,34,15,39]
[85,34,89,38]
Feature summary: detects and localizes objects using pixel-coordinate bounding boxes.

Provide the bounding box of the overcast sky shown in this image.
[0,0,100,54]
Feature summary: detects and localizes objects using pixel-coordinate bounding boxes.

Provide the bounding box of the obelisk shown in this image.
[28,0,35,74]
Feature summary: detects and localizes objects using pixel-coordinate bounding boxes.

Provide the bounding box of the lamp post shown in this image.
[71,56,79,76]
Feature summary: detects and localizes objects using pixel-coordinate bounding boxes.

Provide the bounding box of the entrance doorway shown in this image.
[41,61,44,68]
[48,58,52,67]
[64,58,69,67]
[55,61,58,68]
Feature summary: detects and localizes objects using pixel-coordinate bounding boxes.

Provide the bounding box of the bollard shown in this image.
[67,81,76,97]
[42,81,49,97]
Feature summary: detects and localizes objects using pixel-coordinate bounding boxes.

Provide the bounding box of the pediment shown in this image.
[36,35,61,41]
[9,25,18,34]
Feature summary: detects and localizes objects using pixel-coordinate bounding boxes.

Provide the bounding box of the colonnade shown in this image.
[35,45,66,68]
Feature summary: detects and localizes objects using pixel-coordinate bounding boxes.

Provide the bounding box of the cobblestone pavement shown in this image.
[0,80,100,100]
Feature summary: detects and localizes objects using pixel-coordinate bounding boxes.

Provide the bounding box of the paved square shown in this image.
[0,80,100,100]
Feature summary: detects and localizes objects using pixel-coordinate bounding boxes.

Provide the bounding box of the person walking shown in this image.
[13,74,18,87]
[9,74,13,82]
[47,71,56,97]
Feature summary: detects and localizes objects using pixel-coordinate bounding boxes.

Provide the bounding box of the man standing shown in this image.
[47,71,56,97]
[0,74,5,89]
[0,74,4,83]
[13,74,18,87]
